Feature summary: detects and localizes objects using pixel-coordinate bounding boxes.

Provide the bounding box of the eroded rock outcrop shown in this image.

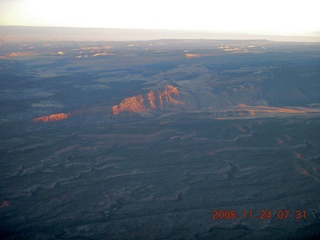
[112,85,184,115]
[112,95,147,115]
[33,113,70,122]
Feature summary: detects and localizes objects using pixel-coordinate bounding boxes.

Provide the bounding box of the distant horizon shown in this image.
[0,25,319,43]
[1,0,319,39]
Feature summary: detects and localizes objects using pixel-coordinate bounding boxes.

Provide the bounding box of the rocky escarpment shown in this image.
[112,85,185,115]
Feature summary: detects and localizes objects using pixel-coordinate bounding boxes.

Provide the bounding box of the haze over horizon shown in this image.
[0,0,319,41]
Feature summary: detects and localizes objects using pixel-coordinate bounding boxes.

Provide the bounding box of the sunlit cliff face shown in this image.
[112,85,183,115]
[112,95,147,115]
[159,85,183,106]
[33,113,70,122]
[146,90,156,109]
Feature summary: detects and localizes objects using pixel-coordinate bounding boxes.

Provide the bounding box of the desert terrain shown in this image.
[1,33,320,239]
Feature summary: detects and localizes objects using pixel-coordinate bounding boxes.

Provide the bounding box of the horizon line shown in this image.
[1,25,319,43]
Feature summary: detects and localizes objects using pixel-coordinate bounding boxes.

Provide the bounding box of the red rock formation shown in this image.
[33,113,70,122]
[146,90,156,109]
[112,95,147,115]
[112,85,184,115]
[158,85,183,106]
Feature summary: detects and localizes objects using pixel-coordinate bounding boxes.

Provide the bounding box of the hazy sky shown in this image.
[0,0,319,36]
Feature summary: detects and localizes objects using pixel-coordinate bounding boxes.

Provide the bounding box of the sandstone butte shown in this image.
[33,113,70,122]
[112,85,184,115]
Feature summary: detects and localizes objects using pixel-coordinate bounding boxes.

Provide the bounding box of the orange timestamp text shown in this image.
[212,210,306,220]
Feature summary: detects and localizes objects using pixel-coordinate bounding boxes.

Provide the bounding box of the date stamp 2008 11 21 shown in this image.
[212,210,306,220]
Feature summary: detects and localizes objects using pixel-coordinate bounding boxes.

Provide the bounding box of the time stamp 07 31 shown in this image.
[212,210,307,220]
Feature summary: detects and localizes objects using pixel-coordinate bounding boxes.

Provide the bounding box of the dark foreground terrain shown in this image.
[0,37,320,239]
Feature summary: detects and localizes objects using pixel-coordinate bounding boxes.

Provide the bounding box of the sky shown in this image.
[0,0,319,37]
